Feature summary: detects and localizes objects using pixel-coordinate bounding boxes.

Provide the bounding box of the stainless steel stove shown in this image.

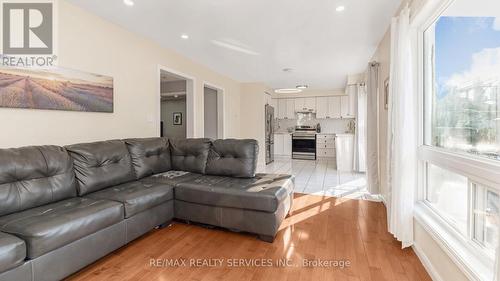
[292,125,317,160]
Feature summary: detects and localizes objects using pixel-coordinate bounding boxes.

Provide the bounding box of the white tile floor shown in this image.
[265,157,380,201]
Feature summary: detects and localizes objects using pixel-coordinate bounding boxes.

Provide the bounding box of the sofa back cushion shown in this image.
[205,139,259,178]
[0,145,77,216]
[170,138,211,174]
[66,140,135,195]
[124,137,172,179]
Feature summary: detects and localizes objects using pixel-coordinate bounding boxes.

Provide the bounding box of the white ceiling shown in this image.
[67,0,401,89]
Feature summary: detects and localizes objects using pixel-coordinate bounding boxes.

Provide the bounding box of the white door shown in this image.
[286,99,295,119]
[283,134,292,156]
[328,96,341,118]
[316,97,328,119]
[278,99,287,119]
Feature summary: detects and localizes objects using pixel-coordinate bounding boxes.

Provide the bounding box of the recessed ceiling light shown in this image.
[275,88,303,94]
[336,5,345,12]
[181,34,189,39]
[123,0,134,7]
[296,85,308,89]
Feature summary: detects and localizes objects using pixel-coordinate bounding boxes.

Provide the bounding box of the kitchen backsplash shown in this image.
[275,117,353,134]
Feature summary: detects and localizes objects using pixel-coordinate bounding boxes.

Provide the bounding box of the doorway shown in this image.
[159,70,188,139]
[203,84,224,139]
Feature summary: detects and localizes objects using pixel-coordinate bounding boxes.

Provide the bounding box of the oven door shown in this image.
[292,134,316,160]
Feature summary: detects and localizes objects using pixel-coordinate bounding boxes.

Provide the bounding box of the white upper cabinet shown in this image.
[341,86,356,118]
[294,97,316,112]
[285,99,295,119]
[277,99,287,119]
[304,97,316,112]
[316,96,341,119]
[340,95,355,118]
[294,98,305,112]
[316,97,328,119]
[328,96,341,118]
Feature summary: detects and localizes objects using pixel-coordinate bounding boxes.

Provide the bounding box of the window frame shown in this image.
[413,0,500,280]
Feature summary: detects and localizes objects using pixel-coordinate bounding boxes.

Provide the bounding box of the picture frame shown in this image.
[384,77,390,110]
[173,112,182,125]
[0,66,114,113]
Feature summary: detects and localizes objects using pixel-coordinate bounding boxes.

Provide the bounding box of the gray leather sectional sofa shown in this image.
[0,138,294,281]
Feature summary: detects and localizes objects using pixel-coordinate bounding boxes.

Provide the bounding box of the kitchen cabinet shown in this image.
[328,96,341,118]
[316,97,328,119]
[294,98,305,113]
[340,88,356,118]
[277,99,287,119]
[274,134,283,155]
[316,96,341,119]
[316,134,336,158]
[285,99,295,119]
[335,134,354,171]
[283,134,292,156]
[294,97,316,113]
[276,99,295,119]
[274,134,292,156]
[304,97,316,112]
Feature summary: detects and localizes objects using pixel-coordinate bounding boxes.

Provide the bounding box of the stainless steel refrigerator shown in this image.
[265,104,274,164]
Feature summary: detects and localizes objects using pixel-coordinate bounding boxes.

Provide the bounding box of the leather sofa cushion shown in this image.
[66,140,136,195]
[0,232,26,273]
[205,139,259,178]
[141,171,203,186]
[175,174,294,213]
[85,181,174,218]
[170,138,211,174]
[124,138,171,179]
[0,145,77,216]
[0,197,123,258]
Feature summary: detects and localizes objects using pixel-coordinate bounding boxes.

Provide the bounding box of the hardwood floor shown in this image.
[67,193,431,281]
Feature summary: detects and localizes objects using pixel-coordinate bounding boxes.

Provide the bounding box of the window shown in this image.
[426,164,468,234]
[419,0,500,276]
[423,14,500,161]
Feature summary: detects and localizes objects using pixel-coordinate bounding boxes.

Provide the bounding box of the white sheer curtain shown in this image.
[366,63,379,194]
[387,5,417,248]
[353,84,367,173]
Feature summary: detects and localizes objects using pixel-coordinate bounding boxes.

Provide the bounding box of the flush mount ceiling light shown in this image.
[181,34,189,39]
[123,0,134,7]
[296,85,308,89]
[336,5,345,12]
[275,88,303,94]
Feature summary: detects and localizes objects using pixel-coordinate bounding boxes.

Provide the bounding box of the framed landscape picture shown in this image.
[173,112,182,125]
[0,67,113,112]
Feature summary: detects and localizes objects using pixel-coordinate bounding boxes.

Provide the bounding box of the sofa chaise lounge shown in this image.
[0,138,294,281]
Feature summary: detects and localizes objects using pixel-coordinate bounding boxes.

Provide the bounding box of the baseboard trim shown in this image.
[412,242,444,281]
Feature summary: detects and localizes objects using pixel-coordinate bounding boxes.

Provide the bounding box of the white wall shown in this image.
[372,0,469,280]
[0,0,241,148]
[240,83,267,172]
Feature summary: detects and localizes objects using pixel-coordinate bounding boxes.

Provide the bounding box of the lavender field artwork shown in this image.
[0,67,113,112]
